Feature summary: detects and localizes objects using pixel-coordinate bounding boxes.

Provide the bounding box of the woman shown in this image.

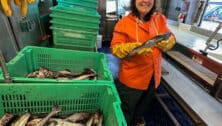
[110,0,176,125]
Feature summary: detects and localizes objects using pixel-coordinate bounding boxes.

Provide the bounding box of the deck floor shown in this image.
[162,58,222,126]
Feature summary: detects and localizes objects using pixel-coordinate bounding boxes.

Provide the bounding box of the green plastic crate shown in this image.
[50,20,99,33]
[57,3,97,13]
[57,0,98,9]
[58,0,98,5]
[50,6,100,22]
[0,83,127,126]
[51,27,97,48]
[53,44,96,52]
[0,46,113,83]
[50,14,100,25]
[51,26,98,39]
[53,35,96,48]
[50,15,99,28]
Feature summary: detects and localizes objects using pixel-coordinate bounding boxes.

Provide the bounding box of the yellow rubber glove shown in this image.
[112,42,142,58]
[156,35,175,52]
[137,48,153,55]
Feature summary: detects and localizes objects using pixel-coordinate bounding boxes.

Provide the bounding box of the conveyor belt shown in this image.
[162,58,222,126]
[166,51,217,86]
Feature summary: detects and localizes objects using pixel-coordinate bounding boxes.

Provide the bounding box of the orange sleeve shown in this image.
[154,13,176,41]
[110,19,128,48]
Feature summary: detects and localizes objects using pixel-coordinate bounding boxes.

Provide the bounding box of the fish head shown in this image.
[160,32,171,41]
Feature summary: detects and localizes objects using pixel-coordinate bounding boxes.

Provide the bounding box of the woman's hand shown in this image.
[137,48,153,55]
[156,36,175,52]
[112,42,142,58]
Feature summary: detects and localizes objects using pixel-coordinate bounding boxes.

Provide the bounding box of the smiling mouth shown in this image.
[139,3,150,8]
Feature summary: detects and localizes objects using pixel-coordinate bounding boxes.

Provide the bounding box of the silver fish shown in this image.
[0,113,14,126]
[64,112,90,123]
[47,118,84,126]
[26,118,42,126]
[123,32,171,60]
[92,112,100,125]
[86,112,102,126]
[73,73,97,80]
[98,114,103,126]
[86,114,94,126]
[11,113,31,126]
[27,67,54,78]
[56,68,97,80]
[34,107,61,126]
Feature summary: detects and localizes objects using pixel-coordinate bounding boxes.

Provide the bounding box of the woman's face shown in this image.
[135,0,154,18]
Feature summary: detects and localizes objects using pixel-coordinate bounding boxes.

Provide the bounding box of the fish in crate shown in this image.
[27,67,97,80]
[0,107,104,126]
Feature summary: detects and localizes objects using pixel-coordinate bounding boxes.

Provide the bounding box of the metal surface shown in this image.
[102,18,117,42]
[0,8,18,62]
[168,23,222,103]
[161,58,222,126]
[98,0,118,42]
[203,21,222,52]
[215,76,222,102]
[161,80,206,126]
[166,49,222,102]
[211,74,222,100]
[9,1,45,49]
[166,51,217,86]
[166,0,183,21]
[0,50,12,83]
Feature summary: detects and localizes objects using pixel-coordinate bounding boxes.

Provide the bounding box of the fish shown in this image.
[27,67,54,78]
[72,73,97,80]
[74,68,97,80]
[54,70,80,79]
[26,118,42,126]
[86,111,103,126]
[34,107,61,126]
[86,114,94,126]
[27,67,98,80]
[46,118,84,126]
[27,118,84,126]
[11,113,31,126]
[123,32,171,60]
[56,68,97,80]
[98,114,103,126]
[64,112,90,123]
[0,113,14,126]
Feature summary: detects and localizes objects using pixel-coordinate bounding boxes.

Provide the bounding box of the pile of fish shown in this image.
[26,67,97,80]
[0,107,103,126]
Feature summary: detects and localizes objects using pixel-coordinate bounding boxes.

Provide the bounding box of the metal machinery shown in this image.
[0,0,56,62]
[98,0,119,43]
[162,32,222,126]
[162,17,222,126]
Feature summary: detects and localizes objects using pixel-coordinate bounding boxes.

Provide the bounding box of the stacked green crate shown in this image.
[50,0,100,51]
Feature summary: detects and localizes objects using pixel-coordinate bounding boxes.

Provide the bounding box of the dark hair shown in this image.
[130,0,161,21]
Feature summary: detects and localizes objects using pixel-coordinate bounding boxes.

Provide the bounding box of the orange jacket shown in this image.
[111,13,174,90]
